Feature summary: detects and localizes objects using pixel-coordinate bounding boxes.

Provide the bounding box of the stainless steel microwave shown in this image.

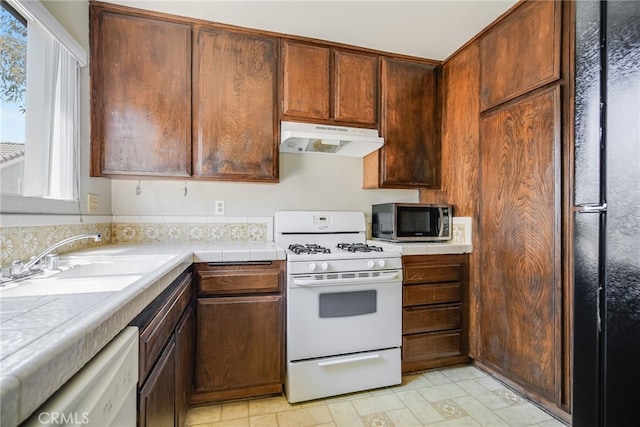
[371,203,452,242]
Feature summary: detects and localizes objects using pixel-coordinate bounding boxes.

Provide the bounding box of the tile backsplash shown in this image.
[1,222,111,267]
[0,215,273,266]
[110,216,271,244]
[1,215,472,266]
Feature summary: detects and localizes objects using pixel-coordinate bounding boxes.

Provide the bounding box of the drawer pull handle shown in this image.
[317,354,380,367]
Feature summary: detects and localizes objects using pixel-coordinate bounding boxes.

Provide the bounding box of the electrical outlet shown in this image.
[214,200,225,216]
[87,193,99,214]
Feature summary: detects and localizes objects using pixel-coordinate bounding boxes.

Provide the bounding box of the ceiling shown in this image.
[106,0,518,61]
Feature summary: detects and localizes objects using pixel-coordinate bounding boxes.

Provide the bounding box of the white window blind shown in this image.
[9,0,84,201]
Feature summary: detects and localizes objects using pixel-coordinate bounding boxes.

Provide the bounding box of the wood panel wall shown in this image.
[420,41,481,356]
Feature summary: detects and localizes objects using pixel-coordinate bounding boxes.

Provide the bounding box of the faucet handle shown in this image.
[45,254,59,270]
[10,260,23,276]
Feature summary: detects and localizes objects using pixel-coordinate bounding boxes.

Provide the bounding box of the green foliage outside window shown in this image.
[0,3,26,112]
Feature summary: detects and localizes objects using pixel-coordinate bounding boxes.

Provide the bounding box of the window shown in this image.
[0,1,26,195]
[0,0,85,202]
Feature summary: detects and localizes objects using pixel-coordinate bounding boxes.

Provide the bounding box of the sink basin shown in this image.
[0,254,176,297]
[50,257,171,279]
[0,275,144,297]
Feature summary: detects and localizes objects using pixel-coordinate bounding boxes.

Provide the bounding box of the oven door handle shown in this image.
[292,272,399,287]
[317,353,381,367]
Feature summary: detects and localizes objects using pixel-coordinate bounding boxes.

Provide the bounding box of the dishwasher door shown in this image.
[23,326,139,426]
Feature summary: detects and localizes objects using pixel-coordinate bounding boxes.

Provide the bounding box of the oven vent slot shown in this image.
[297,271,393,282]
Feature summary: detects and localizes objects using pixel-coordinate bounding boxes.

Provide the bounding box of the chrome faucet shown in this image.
[2,233,102,284]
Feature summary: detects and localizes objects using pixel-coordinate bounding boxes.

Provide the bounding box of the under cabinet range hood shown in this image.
[280,121,384,158]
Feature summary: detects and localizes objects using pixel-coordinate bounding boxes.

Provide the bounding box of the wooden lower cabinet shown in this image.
[176,304,195,427]
[478,85,562,404]
[401,254,469,372]
[139,336,176,427]
[192,262,285,404]
[132,271,195,427]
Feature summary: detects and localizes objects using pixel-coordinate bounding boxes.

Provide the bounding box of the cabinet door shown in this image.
[175,305,195,427]
[193,28,278,182]
[480,0,561,111]
[334,51,378,125]
[139,336,176,427]
[281,41,377,126]
[138,273,193,385]
[194,295,283,401]
[282,41,330,120]
[479,86,561,403]
[90,7,191,177]
[364,58,440,188]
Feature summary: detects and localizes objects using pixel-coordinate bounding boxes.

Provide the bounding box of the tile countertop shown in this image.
[367,216,474,255]
[0,242,286,427]
[368,240,473,255]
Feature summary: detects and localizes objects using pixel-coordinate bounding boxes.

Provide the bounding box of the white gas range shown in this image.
[274,211,402,403]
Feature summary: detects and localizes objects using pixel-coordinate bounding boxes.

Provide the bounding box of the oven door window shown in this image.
[319,290,376,318]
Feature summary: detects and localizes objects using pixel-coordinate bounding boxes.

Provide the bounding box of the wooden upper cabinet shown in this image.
[480,0,561,111]
[363,58,440,189]
[282,41,330,120]
[333,50,378,125]
[282,40,377,126]
[90,6,192,177]
[193,28,279,182]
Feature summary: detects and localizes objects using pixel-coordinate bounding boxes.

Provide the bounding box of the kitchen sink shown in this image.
[51,257,171,279]
[0,275,144,297]
[0,255,175,297]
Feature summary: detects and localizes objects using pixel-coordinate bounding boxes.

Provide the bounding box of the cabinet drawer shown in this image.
[197,269,282,295]
[403,282,461,306]
[403,304,460,334]
[139,273,193,384]
[402,330,462,361]
[403,263,462,284]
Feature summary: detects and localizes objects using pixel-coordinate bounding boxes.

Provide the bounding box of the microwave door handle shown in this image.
[438,208,444,237]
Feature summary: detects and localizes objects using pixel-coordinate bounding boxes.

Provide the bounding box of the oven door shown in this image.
[287,271,402,361]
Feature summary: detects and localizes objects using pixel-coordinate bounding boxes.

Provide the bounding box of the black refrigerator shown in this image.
[573,1,640,426]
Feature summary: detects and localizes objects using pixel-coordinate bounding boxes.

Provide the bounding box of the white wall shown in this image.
[112,153,418,217]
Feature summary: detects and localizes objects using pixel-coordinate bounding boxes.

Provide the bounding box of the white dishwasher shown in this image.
[23,326,138,427]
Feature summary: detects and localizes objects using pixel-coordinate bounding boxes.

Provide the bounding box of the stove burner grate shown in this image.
[288,244,331,255]
[337,243,384,253]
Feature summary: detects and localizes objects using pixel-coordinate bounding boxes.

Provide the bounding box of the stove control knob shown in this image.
[378,260,386,268]
[367,260,375,269]
[309,263,317,272]
[321,262,329,271]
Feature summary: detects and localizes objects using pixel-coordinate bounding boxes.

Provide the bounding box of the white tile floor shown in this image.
[186,365,568,427]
